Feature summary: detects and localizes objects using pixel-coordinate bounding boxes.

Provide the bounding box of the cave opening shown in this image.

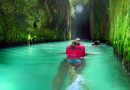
[71,4,90,40]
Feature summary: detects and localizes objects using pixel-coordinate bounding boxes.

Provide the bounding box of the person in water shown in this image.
[53,40,86,90]
[65,40,85,68]
[92,40,100,46]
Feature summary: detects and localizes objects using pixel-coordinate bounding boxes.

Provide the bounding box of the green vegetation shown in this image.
[0,0,70,46]
[108,0,130,63]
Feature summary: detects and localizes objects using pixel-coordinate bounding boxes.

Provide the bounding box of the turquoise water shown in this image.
[0,41,130,90]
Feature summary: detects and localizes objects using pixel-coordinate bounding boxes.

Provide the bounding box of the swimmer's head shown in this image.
[75,38,80,45]
[75,38,80,41]
[71,40,80,47]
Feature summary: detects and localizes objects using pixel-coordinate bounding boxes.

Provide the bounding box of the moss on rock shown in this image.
[0,0,70,46]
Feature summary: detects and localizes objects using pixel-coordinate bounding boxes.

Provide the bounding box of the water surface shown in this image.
[0,41,130,90]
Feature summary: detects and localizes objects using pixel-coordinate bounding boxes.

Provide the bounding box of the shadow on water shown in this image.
[52,61,70,90]
[52,60,87,90]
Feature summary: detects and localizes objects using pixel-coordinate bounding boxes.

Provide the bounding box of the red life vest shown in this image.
[66,45,85,59]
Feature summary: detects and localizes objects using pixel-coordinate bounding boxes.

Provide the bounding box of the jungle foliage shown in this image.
[108,0,130,63]
[0,0,70,46]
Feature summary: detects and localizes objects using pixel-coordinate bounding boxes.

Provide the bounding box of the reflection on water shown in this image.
[0,41,130,90]
[66,64,87,90]
[67,74,84,90]
[53,61,70,90]
[53,60,86,90]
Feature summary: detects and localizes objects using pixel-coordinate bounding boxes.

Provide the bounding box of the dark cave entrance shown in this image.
[71,5,90,40]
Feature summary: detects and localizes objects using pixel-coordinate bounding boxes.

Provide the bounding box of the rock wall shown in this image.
[89,0,130,69]
[89,0,109,41]
[0,0,70,46]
